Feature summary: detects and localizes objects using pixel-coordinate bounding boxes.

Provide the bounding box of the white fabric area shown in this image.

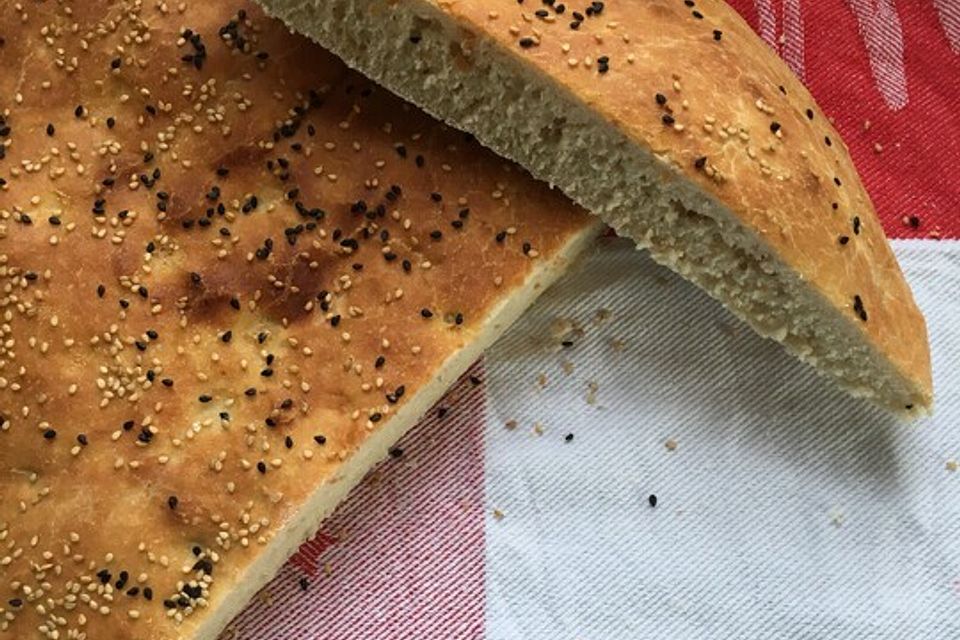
[483,238,960,639]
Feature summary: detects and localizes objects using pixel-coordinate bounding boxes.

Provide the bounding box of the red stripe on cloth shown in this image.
[289,532,338,577]
[223,363,487,640]
[728,0,960,240]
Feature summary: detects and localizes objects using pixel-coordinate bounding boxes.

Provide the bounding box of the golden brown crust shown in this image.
[436,0,932,403]
[0,2,591,638]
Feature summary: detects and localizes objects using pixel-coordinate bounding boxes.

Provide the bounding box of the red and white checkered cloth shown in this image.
[225,3,960,638]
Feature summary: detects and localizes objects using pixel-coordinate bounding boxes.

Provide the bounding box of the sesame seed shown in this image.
[853,295,868,322]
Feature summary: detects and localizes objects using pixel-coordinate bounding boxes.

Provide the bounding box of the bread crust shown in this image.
[0,2,594,638]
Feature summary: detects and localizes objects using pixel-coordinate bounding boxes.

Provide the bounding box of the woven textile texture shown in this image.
[483,237,960,640]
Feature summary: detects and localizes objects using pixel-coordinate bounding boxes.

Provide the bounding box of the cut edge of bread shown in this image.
[259,0,931,417]
[190,224,600,640]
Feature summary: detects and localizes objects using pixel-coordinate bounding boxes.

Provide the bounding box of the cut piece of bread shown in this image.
[258,0,934,415]
[0,2,598,639]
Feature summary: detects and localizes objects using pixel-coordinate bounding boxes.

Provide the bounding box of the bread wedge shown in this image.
[0,3,598,638]
[258,0,933,415]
